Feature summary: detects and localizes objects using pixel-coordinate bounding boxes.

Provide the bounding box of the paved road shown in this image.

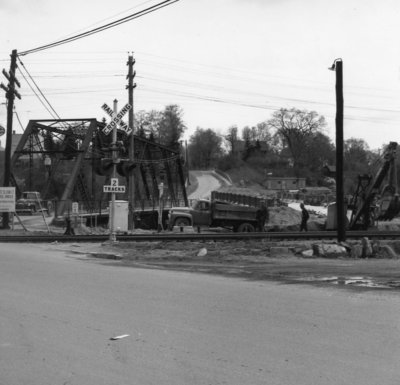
[188,170,229,200]
[0,243,399,385]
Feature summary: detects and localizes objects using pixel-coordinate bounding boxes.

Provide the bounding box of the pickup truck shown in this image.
[16,191,49,215]
[168,199,267,232]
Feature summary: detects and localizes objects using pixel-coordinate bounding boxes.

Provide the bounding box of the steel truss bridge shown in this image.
[10,118,188,217]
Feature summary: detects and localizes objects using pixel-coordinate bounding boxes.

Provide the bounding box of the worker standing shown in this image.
[256,203,269,232]
[300,203,309,232]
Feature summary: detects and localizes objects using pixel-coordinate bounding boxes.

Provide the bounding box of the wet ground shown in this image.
[74,240,400,292]
[5,214,400,291]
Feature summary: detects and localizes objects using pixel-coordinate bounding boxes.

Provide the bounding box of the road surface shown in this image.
[188,170,230,200]
[0,242,399,385]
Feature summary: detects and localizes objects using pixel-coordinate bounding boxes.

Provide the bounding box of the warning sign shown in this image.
[102,103,132,135]
[0,187,16,212]
[103,178,125,193]
[103,186,126,193]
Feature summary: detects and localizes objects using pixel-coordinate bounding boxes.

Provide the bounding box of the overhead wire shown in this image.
[17,56,63,121]
[16,63,60,121]
[13,107,25,132]
[18,0,180,56]
[11,48,400,139]
[19,52,400,116]
[52,0,155,42]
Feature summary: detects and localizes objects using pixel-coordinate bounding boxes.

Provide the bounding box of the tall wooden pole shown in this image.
[334,59,345,242]
[127,54,136,231]
[2,49,20,229]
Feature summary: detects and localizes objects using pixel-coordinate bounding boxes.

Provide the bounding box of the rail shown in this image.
[0,230,399,243]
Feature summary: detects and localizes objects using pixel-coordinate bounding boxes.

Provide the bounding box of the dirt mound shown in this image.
[269,206,300,225]
[267,206,325,231]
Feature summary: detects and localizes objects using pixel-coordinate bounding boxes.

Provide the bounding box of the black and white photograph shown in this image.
[0,1,399,384]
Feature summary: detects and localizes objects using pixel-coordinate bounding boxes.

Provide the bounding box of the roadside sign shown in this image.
[102,103,132,136]
[103,178,125,193]
[72,201,79,214]
[0,187,15,212]
[103,185,126,193]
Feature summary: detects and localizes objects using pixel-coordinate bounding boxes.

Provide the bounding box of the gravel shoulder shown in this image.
[63,239,400,291]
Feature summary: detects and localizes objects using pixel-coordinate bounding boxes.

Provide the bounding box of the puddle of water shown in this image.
[291,275,398,289]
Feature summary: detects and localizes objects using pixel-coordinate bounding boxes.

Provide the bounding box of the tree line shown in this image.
[136,104,391,194]
[2,104,389,197]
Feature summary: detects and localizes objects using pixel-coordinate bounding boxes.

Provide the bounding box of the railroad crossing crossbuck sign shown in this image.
[102,103,132,135]
[103,178,126,193]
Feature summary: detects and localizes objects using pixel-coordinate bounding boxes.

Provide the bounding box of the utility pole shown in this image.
[1,49,21,229]
[108,99,120,242]
[330,58,345,242]
[126,54,136,231]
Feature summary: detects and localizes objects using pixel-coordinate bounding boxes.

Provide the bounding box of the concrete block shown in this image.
[378,245,398,259]
[301,249,315,258]
[313,243,348,258]
[361,237,373,258]
[350,244,363,259]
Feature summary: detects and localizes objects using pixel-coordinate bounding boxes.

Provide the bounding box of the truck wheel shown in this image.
[174,217,190,227]
[237,222,255,232]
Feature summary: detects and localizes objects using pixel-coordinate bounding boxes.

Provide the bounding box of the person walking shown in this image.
[256,203,269,232]
[300,203,309,232]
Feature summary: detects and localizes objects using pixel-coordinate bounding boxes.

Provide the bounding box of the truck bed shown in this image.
[212,202,258,221]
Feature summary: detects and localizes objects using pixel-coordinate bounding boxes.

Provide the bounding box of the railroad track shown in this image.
[0,230,399,243]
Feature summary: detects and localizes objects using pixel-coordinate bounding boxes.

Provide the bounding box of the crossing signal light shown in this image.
[95,158,113,176]
[117,161,136,177]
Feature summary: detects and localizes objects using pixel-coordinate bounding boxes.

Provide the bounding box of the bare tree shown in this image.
[267,108,327,175]
[225,125,238,155]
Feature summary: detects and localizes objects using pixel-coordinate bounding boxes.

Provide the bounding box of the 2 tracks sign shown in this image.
[103,178,126,193]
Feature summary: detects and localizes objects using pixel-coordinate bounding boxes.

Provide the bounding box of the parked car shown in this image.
[16,191,48,215]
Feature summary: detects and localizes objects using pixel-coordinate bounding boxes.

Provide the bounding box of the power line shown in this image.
[18,0,180,56]
[13,107,25,131]
[17,57,63,121]
[17,65,59,120]
[52,0,155,42]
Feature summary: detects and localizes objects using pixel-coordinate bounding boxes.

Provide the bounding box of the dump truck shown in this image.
[168,199,267,232]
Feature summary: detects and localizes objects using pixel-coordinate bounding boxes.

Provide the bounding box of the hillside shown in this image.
[220,165,277,198]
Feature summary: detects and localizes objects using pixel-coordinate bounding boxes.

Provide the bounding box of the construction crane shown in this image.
[348,141,400,229]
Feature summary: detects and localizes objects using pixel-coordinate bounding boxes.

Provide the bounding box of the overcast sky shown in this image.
[1,0,400,150]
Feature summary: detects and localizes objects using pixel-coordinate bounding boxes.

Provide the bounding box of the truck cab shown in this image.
[168,199,211,229]
[191,199,213,226]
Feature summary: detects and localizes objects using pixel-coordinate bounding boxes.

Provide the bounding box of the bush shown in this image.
[217,154,243,171]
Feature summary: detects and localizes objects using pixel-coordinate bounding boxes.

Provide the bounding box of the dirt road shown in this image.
[188,170,230,199]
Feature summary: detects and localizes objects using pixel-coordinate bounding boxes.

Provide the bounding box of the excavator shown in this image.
[348,141,400,230]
